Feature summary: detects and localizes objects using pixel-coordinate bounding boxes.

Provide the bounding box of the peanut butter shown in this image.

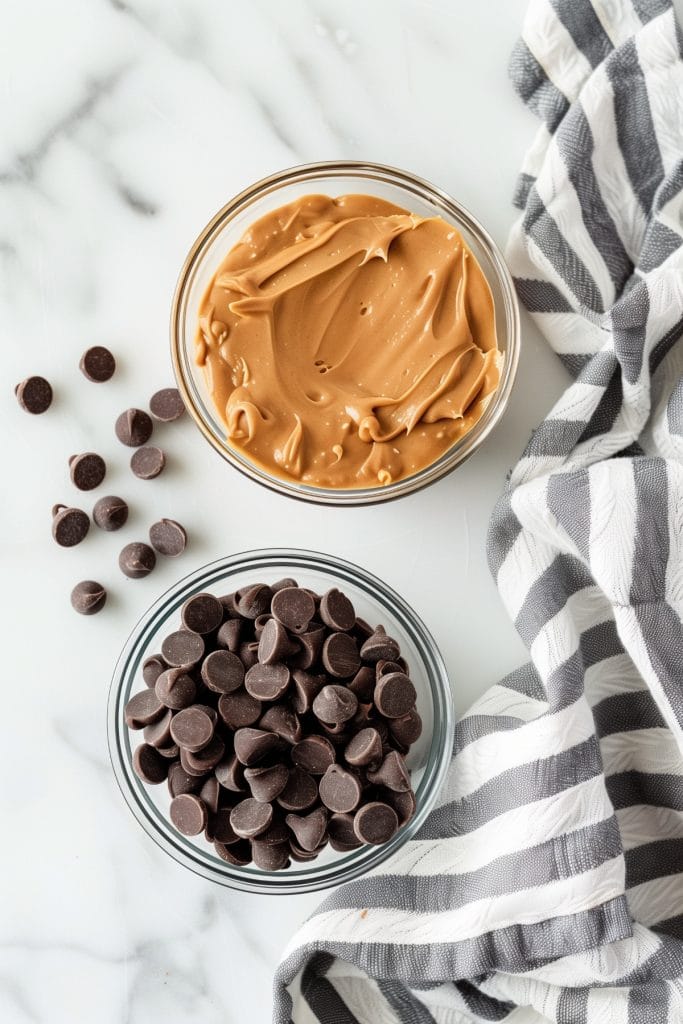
[196,194,500,488]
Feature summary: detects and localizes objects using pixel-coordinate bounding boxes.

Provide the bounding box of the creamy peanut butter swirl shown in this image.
[196,194,500,488]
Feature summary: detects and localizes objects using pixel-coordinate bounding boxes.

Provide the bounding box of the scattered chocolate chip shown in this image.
[312,684,358,725]
[291,735,336,775]
[170,707,215,752]
[217,618,242,652]
[218,690,262,730]
[290,624,325,670]
[244,662,291,702]
[70,579,106,615]
[149,387,185,422]
[276,767,318,812]
[149,518,186,556]
[244,763,289,803]
[160,629,205,668]
[367,750,411,792]
[230,797,273,839]
[285,806,327,852]
[69,452,106,491]
[291,669,325,714]
[259,704,303,744]
[155,668,197,710]
[237,584,273,619]
[319,588,356,632]
[79,346,115,382]
[170,793,207,836]
[125,689,165,730]
[271,587,315,634]
[344,727,382,767]
[201,650,244,693]
[52,506,90,547]
[115,408,154,447]
[15,375,52,414]
[322,632,360,678]
[182,593,223,634]
[93,494,128,531]
[119,541,156,579]
[319,764,363,813]
[360,627,400,663]
[130,445,165,480]
[348,666,376,702]
[258,618,299,664]
[374,672,417,719]
[234,727,281,766]
[354,801,399,845]
[240,641,260,669]
[133,743,169,784]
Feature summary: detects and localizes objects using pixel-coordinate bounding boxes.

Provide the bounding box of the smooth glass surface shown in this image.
[171,161,520,505]
[108,549,453,894]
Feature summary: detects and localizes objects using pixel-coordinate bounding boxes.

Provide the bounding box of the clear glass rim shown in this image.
[170,160,520,507]
[107,547,454,894]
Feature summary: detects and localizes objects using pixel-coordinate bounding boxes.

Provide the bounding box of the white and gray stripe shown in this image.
[274,1,683,1020]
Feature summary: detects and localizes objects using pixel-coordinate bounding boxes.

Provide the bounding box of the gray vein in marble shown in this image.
[116,183,158,217]
[51,718,110,774]
[0,68,129,184]
[250,95,300,157]
[293,56,348,146]
[0,973,39,1023]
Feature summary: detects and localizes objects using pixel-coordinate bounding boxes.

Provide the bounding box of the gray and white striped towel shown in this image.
[274,0,683,1019]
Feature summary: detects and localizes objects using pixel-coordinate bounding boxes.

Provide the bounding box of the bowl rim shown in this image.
[107,547,454,894]
[170,159,520,507]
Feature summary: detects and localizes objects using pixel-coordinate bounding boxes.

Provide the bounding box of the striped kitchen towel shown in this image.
[274,0,683,1020]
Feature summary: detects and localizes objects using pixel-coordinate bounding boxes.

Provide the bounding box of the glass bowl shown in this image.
[108,548,453,894]
[171,160,519,506]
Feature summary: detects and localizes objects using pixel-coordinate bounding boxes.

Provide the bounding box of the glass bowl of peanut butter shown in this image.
[171,162,520,505]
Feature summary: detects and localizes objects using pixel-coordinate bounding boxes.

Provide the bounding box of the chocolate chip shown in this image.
[230,797,273,839]
[149,518,187,556]
[312,684,358,725]
[170,707,215,752]
[133,743,169,784]
[201,650,244,693]
[115,408,154,447]
[374,672,416,719]
[244,763,289,802]
[360,627,400,663]
[131,445,165,479]
[144,708,173,748]
[79,346,115,382]
[353,801,399,844]
[376,659,404,678]
[244,663,291,702]
[348,666,375,702]
[353,617,374,641]
[291,735,335,775]
[160,631,204,670]
[214,839,251,865]
[183,734,225,773]
[199,776,221,816]
[218,691,262,729]
[119,541,156,579]
[256,819,290,846]
[69,452,106,491]
[208,806,239,844]
[217,618,242,652]
[154,669,195,711]
[271,577,299,592]
[237,584,273,619]
[252,841,290,870]
[93,494,128,531]
[322,632,360,678]
[170,793,207,836]
[70,579,106,615]
[389,707,422,746]
[215,754,247,793]
[125,689,165,730]
[289,839,319,861]
[258,619,299,664]
[367,751,411,792]
[276,767,318,811]
[319,588,356,632]
[383,788,416,827]
[181,593,223,635]
[233,727,281,766]
[168,761,203,797]
[291,669,325,714]
[285,806,327,851]
[142,654,166,688]
[319,764,363,813]
[271,587,315,634]
[52,506,90,547]
[259,704,303,744]
[290,624,325,670]
[240,641,260,669]
[327,812,363,851]
[344,727,382,767]
[15,376,52,414]
[149,387,185,422]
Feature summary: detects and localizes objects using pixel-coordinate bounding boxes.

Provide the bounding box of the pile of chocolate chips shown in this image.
[125,580,421,869]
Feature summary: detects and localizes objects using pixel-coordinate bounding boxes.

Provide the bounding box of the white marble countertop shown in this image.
[2,1,572,1021]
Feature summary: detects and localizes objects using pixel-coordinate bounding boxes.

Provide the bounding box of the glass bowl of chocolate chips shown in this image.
[108,548,453,894]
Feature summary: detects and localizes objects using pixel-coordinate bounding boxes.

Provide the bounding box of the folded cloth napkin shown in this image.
[273,0,683,1019]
